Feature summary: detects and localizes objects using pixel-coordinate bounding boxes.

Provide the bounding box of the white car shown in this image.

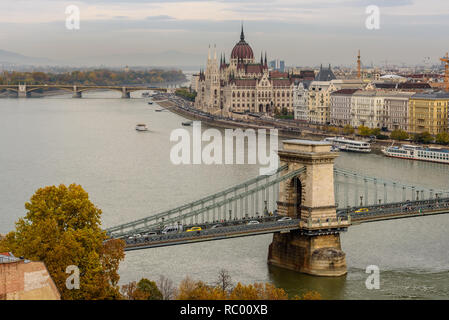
[277,217,292,222]
[144,232,157,238]
[247,220,260,225]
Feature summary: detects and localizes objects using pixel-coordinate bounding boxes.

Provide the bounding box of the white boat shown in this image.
[324,137,371,153]
[382,144,449,164]
[135,124,148,131]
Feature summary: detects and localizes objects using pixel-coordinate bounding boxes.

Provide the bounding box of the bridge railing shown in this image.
[106,164,294,238]
[125,219,302,248]
[334,167,449,208]
[337,197,449,221]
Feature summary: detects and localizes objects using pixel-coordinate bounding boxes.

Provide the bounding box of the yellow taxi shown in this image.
[186,227,202,232]
[354,208,369,213]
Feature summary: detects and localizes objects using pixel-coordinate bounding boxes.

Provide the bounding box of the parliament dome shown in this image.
[231,27,254,61]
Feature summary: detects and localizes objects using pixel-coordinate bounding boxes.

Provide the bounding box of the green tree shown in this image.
[413,131,434,144]
[435,132,449,145]
[343,124,355,135]
[370,128,381,137]
[0,184,125,300]
[137,278,163,300]
[390,129,409,141]
[358,125,371,136]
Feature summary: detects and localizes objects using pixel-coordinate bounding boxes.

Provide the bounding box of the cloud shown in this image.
[0,0,448,66]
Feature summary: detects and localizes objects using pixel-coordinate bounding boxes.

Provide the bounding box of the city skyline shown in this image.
[1,0,449,67]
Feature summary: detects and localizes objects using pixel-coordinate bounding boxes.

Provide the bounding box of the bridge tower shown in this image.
[18,84,28,98]
[121,87,131,99]
[268,140,349,277]
[72,85,82,98]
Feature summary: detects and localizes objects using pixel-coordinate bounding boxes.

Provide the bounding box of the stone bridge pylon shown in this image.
[268,140,350,277]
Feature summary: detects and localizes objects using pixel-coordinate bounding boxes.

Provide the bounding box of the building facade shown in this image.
[384,92,415,131]
[330,89,359,126]
[308,76,365,124]
[293,80,311,121]
[0,253,60,300]
[409,92,449,135]
[194,27,297,117]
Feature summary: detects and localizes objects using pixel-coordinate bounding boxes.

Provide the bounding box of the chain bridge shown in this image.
[106,140,449,277]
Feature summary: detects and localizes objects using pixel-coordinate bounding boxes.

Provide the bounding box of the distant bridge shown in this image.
[0,84,168,98]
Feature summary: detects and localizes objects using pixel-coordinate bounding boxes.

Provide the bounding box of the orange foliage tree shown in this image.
[0,184,125,300]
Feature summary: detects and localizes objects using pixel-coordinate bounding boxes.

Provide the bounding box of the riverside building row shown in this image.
[329,90,449,134]
[192,27,448,135]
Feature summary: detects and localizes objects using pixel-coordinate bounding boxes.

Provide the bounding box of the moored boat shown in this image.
[323,137,371,153]
[136,124,148,131]
[382,144,449,164]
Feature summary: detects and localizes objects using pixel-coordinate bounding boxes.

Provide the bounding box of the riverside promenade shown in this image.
[153,93,392,152]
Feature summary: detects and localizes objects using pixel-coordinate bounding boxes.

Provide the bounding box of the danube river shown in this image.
[1,92,448,299]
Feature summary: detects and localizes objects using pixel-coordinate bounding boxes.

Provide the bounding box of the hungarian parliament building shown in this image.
[191,27,441,134]
[193,27,315,117]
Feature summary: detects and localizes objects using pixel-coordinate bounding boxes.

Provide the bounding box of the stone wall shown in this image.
[0,260,60,300]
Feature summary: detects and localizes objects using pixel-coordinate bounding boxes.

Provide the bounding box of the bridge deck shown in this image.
[122,202,449,251]
[124,220,302,251]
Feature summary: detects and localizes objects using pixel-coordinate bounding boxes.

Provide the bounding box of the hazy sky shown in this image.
[1,0,448,67]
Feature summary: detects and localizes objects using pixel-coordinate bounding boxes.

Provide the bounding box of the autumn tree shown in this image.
[121,281,149,300]
[229,282,289,300]
[300,291,322,300]
[0,184,125,300]
[176,277,227,300]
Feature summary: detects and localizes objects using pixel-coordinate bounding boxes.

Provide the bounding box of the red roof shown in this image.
[331,89,359,95]
[245,64,264,74]
[230,79,257,87]
[231,42,254,60]
[270,71,288,78]
[231,27,254,60]
[272,79,291,87]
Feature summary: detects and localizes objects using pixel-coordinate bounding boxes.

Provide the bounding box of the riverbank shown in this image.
[155,96,391,153]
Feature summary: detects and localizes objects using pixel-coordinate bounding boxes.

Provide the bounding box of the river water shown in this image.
[1,92,448,299]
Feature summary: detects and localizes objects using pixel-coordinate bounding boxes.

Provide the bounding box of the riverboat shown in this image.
[382,144,449,164]
[136,124,148,131]
[323,137,371,153]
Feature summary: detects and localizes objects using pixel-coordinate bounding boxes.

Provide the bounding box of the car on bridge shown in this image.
[186,227,202,233]
[211,224,222,229]
[277,217,292,222]
[162,225,182,234]
[143,232,157,240]
[354,208,369,213]
[247,220,260,225]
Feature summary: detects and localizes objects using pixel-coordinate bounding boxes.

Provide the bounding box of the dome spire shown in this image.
[240,22,245,41]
